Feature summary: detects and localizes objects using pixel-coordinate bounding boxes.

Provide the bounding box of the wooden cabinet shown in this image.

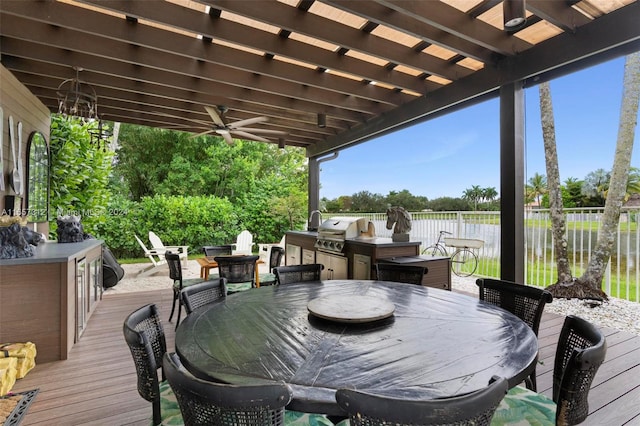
[302,249,316,265]
[353,254,371,280]
[286,243,301,265]
[376,256,451,290]
[0,240,104,362]
[316,252,348,280]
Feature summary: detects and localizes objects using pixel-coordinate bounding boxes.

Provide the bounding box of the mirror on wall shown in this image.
[25,131,49,222]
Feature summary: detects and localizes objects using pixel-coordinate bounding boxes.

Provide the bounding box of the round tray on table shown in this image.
[307,295,395,323]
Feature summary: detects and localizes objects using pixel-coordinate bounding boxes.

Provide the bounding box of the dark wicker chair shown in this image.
[495,315,606,425]
[202,245,233,257]
[335,376,508,426]
[167,251,206,329]
[273,264,323,285]
[163,352,292,426]
[180,278,227,315]
[475,278,553,391]
[214,254,260,293]
[375,263,426,285]
[123,304,180,426]
[259,246,285,286]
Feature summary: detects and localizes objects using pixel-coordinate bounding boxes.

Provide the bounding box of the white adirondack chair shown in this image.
[134,234,169,277]
[231,230,254,255]
[148,231,189,267]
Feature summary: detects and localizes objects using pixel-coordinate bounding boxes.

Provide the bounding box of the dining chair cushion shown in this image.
[284,410,336,425]
[258,272,277,286]
[490,386,556,425]
[227,282,253,293]
[157,380,183,426]
[171,277,206,290]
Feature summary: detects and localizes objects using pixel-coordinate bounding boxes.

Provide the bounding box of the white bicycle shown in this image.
[422,230,484,277]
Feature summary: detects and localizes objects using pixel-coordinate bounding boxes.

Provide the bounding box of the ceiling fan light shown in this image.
[317,113,326,128]
[503,0,527,31]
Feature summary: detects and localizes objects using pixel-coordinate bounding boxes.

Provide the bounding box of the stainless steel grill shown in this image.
[315,217,372,255]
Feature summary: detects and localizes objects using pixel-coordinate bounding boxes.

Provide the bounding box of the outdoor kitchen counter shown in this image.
[0,240,104,362]
[346,236,420,247]
[0,239,103,265]
[285,231,421,279]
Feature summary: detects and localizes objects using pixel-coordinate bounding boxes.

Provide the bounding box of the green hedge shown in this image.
[89,194,237,258]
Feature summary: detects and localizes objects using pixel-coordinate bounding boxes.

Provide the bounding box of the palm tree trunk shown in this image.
[539,82,573,283]
[580,52,640,288]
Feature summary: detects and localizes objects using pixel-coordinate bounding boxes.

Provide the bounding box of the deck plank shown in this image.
[8,288,639,425]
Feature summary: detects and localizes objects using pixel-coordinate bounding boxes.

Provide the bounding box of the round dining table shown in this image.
[175,280,538,416]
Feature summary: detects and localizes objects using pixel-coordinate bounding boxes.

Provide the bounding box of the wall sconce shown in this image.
[317,113,326,128]
[503,0,526,32]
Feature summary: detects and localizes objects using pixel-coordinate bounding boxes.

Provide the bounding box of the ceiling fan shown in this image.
[190,105,287,144]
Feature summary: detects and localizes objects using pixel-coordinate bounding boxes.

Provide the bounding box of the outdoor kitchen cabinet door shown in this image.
[316,252,348,280]
[286,243,302,265]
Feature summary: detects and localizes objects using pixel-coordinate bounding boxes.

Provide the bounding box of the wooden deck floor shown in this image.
[10,288,640,426]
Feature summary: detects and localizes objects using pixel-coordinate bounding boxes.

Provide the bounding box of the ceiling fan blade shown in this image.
[205,106,225,127]
[190,129,215,138]
[231,130,270,142]
[236,128,288,135]
[216,129,235,144]
[227,116,267,129]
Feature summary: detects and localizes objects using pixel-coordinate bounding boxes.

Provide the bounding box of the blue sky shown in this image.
[319,56,640,201]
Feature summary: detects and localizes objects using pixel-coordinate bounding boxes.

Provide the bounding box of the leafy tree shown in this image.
[350,191,386,212]
[582,168,610,205]
[49,115,114,236]
[386,189,428,211]
[113,125,308,243]
[426,197,470,211]
[562,177,584,207]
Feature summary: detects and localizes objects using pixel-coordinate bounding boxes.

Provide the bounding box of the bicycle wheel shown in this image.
[422,244,447,257]
[450,249,478,277]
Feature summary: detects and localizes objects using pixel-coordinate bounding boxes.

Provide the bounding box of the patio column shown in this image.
[308,155,320,226]
[500,82,526,282]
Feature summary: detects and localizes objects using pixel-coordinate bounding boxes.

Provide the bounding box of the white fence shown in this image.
[329,208,640,303]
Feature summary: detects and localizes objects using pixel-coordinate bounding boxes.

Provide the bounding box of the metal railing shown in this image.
[327,208,640,303]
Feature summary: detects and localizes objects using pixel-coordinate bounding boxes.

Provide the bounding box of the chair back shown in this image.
[269,246,285,271]
[553,315,607,425]
[375,263,426,285]
[180,279,227,315]
[202,245,233,257]
[149,231,165,249]
[163,352,292,426]
[273,264,323,285]
[475,278,553,336]
[123,304,167,425]
[215,255,260,285]
[336,376,508,426]
[165,251,183,282]
[233,230,254,255]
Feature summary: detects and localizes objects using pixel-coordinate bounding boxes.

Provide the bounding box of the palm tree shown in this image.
[539,81,572,284]
[541,52,640,299]
[462,185,483,210]
[526,173,547,207]
[483,187,498,202]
